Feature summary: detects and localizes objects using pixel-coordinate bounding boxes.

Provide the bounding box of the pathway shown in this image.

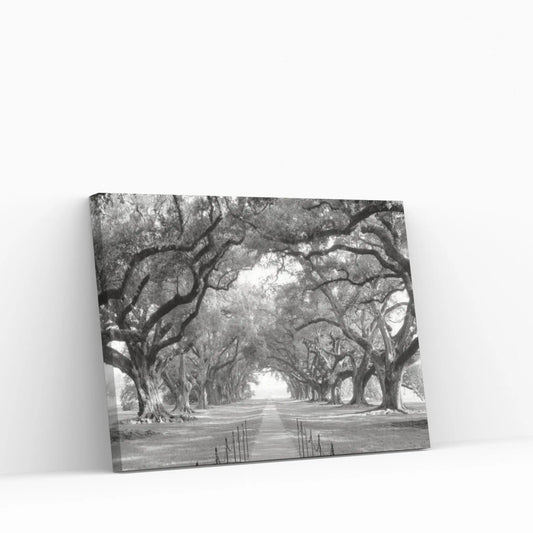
[250,400,299,462]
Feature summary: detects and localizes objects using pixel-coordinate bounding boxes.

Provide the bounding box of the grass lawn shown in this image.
[109,398,429,472]
[276,400,430,457]
[111,399,266,472]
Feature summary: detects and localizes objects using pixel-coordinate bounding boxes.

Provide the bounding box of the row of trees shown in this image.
[92,195,423,421]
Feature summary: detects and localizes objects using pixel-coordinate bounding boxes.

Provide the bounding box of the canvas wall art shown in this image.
[90,194,429,472]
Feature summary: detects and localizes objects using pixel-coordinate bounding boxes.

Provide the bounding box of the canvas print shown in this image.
[90,194,430,472]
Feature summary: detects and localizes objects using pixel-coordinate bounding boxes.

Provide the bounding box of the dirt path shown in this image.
[250,400,299,462]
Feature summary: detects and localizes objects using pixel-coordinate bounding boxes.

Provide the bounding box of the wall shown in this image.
[1,0,532,476]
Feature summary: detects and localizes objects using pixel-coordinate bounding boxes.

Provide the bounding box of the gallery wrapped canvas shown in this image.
[90,194,430,472]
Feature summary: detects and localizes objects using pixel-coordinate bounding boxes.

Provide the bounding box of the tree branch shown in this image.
[103,346,133,378]
[361,223,410,275]
[394,337,420,371]
[98,214,223,306]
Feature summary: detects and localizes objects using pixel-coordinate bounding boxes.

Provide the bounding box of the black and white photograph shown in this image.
[91,194,429,471]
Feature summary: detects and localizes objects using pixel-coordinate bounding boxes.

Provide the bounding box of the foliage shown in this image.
[93,195,421,419]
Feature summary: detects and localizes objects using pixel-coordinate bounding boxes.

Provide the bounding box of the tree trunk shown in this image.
[176,351,193,415]
[328,381,337,404]
[350,367,372,406]
[177,382,193,414]
[376,364,404,411]
[328,377,342,404]
[133,369,173,422]
[162,369,180,413]
[197,381,208,409]
[350,374,365,405]
[288,382,297,399]
[300,384,310,400]
[207,382,220,405]
[291,382,305,400]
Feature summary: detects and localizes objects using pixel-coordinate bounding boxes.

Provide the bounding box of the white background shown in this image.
[1,1,532,530]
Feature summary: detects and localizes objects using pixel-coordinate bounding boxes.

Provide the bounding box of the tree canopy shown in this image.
[90,194,422,421]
